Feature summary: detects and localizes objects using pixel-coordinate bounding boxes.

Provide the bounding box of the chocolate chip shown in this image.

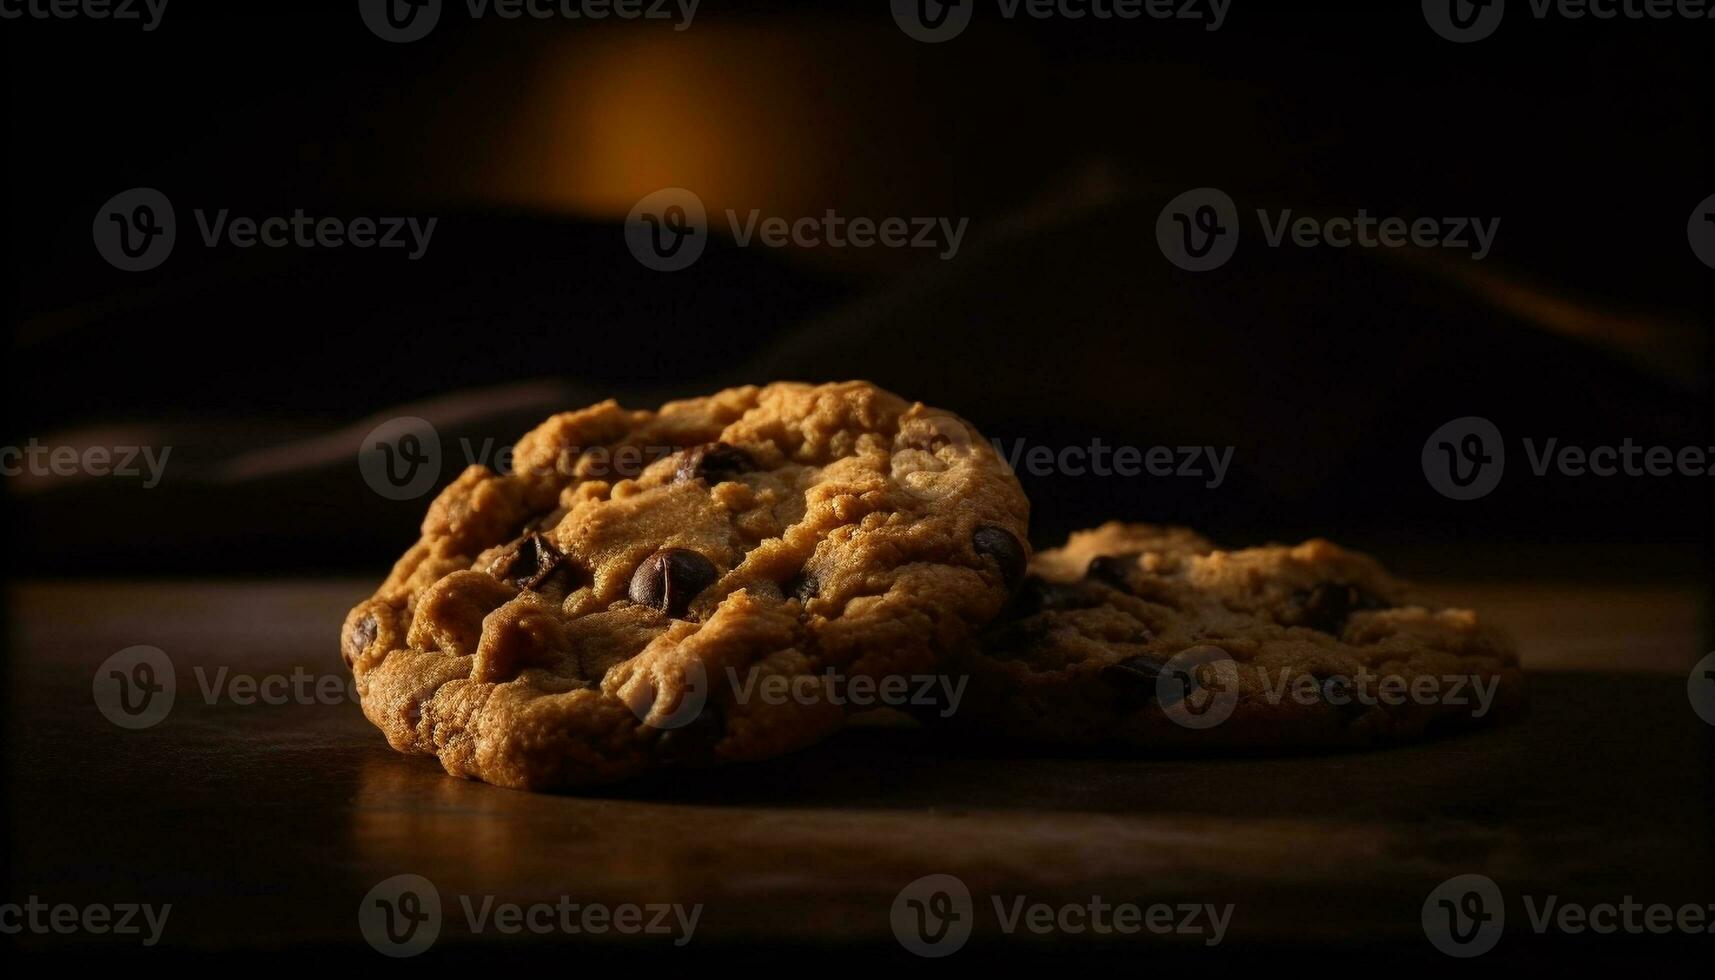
[493,533,572,593]
[675,442,755,485]
[630,548,719,618]
[1102,655,1165,710]
[343,613,379,665]
[1297,583,1389,634]
[972,525,1027,588]
[785,571,820,603]
[1011,576,1101,616]
[1084,553,1141,591]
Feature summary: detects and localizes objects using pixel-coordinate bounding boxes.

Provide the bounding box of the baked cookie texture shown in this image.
[342,381,1030,789]
[936,522,1523,748]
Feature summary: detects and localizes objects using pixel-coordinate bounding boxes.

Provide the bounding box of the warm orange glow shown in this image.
[492,27,839,225]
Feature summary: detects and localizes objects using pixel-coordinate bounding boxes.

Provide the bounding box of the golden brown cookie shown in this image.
[933,523,1523,748]
[342,381,1030,789]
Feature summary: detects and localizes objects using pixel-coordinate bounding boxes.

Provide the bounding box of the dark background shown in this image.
[4,1,1711,578]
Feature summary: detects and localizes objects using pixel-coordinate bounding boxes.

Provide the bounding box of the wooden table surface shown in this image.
[4,579,1711,965]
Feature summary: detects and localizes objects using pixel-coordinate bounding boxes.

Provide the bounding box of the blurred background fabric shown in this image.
[3,1,1709,576]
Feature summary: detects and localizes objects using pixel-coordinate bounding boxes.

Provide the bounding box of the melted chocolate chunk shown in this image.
[493,533,574,593]
[1297,582,1390,634]
[674,442,755,485]
[1011,576,1102,616]
[343,613,379,666]
[629,548,719,619]
[972,525,1027,589]
[1084,553,1142,591]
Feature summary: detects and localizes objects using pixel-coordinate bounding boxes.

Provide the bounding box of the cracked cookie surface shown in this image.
[342,381,1030,789]
[933,522,1523,748]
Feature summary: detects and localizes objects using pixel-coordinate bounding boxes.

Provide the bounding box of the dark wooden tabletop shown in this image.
[4,580,1711,965]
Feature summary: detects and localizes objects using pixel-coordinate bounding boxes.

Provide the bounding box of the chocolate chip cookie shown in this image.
[342,381,1030,789]
[933,522,1523,748]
